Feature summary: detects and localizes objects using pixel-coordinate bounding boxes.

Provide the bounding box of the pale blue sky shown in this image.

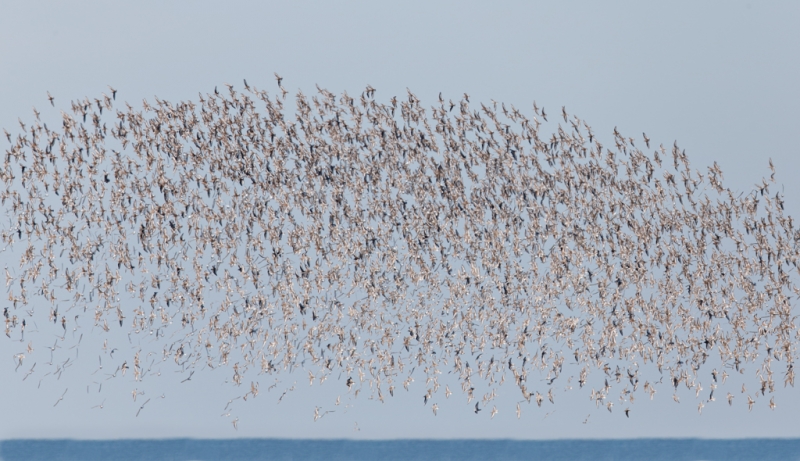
[1,0,799,440]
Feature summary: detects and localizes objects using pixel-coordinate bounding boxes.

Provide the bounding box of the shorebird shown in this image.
[2,80,796,426]
[136,399,151,417]
[53,388,68,407]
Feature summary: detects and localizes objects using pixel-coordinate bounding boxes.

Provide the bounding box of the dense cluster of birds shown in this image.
[2,77,798,424]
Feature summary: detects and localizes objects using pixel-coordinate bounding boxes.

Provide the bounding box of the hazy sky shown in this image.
[1,0,799,441]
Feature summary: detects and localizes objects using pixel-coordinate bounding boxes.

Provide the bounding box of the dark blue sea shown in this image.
[1,439,799,461]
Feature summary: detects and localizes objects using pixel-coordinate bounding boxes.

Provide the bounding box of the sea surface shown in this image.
[2,438,800,461]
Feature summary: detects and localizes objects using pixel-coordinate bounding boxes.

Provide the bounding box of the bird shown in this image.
[2,80,797,428]
[136,399,151,417]
[53,388,68,407]
[181,371,195,383]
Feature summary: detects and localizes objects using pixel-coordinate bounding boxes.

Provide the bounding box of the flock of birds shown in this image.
[1,76,797,426]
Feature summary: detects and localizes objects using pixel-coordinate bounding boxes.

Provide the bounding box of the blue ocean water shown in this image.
[1,439,799,461]
[0,439,800,461]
